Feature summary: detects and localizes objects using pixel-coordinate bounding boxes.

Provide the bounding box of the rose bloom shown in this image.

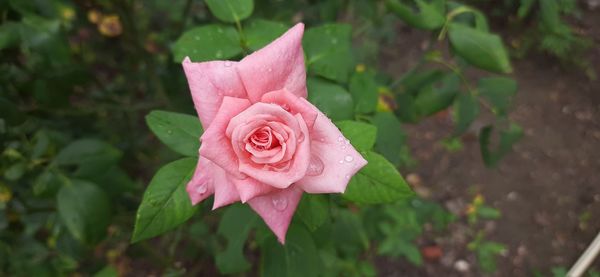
[183,23,367,243]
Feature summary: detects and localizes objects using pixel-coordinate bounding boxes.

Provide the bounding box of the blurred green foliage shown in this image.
[2,0,587,275]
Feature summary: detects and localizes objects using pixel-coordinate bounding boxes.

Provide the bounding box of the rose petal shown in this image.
[261,89,318,128]
[182,58,247,128]
[239,114,310,189]
[295,110,368,194]
[199,97,252,179]
[186,157,215,205]
[212,168,241,210]
[247,186,303,243]
[229,176,276,203]
[236,23,307,102]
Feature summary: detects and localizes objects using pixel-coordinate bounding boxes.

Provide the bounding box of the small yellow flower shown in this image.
[98,15,123,37]
[473,194,484,206]
[355,64,366,73]
[87,10,102,24]
[376,87,396,112]
[466,204,476,215]
[61,7,76,21]
[0,185,12,203]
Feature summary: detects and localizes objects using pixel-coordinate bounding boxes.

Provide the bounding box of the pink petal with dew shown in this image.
[236,23,307,102]
[261,89,318,129]
[295,110,368,194]
[199,97,251,179]
[186,157,215,205]
[182,58,247,128]
[248,186,303,244]
[229,175,276,203]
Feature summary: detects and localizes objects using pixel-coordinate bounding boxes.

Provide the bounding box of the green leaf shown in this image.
[479,123,524,167]
[370,112,408,166]
[216,204,258,274]
[145,110,203,156]
[335,121,377,152]
[540,0,560,29]
[344,151,413,204]
[414,74,460,117]
[93,265,118,277]
[205,0,254,23]
[261,224,320,277]
[477,242,506,273]
[386,0,446,30]
[172,24,241,63]
[132,158,198,243]
[0,22,20,50]
[517,0,536,18]
[307,78,354,121]
[452,93,480,135]
[379,239,422,265]
[332,210,370,257]
[54,139,122,178]
[448,23,512,73]
[477,77,517,116]
[349,70,378,114]
[304,24,354,83]
[57,180,111,244]
[0,97,25,126]
[244,19,288,51]
[296,195,329,232]
[477,206,501,219]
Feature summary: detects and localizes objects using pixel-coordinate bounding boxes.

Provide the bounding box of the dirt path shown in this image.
[376,18,600,276]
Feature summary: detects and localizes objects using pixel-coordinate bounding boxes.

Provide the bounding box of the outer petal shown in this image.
[295,110,368,194]
[186,157,215,205]
[261,89,318,128]
[212,168,241,210]
[229,176,276,203]
[236,23,307,102]
[199,96,251,178]
[182,58,247,128]
[248,186,303,243]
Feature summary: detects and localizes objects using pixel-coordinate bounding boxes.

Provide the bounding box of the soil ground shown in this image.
[375,9,600,277]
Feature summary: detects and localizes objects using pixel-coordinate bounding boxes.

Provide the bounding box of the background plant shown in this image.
[2,0,593,276]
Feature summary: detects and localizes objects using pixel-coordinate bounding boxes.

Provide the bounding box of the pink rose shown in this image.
[182,23,367,243]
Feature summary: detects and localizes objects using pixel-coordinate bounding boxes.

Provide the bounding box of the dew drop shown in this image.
[267,68,273,72]
[272,195,288,211]
[344,155,354,162]
[319,138,326,142]
[224,61,232,67]
[339,160,344,164]
[196,183,207,194]
[341,145,346,150]
[337,136,344,142]
[345,139,350,145]
[345,174,351,179]
[306,155,324,176]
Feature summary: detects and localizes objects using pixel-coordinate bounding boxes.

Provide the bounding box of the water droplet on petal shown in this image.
[344,155,354,162]
[345,139,350,145]
[337,136,344,142]
[306,155,324,176]
[224,61,232,67]
[196,183,207,194]
[267,68,273,72]
[339,160,344,164]
[345,174,351,179]
[272,195,288,211]
[319,138,326,142]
